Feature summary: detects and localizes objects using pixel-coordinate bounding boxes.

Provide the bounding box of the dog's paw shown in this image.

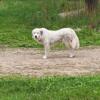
[69,54,75,58]
[43,55,47,59]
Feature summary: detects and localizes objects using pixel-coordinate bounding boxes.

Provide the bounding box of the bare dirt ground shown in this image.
[0,47,100,77]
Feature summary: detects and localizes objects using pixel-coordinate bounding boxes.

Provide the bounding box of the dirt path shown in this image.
[0,47,100,77]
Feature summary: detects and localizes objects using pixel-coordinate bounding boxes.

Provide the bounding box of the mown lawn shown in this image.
[0,75,100,100]
[0,0,100,48]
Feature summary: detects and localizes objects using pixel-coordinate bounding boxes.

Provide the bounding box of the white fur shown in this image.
[32,28,80,59]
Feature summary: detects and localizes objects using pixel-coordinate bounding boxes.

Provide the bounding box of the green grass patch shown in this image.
[0,75,100,100]
[0,0,100,48]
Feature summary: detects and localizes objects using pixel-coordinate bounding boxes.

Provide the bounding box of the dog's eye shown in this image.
[34,32,37,34]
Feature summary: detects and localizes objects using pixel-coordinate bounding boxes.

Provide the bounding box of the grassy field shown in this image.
[0,0,100,48]
[0,1,100,100]
[0,75,100,100]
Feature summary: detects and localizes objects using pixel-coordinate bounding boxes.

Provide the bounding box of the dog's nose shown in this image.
[35,35,37,39]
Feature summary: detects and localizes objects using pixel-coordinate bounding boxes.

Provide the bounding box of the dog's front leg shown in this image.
[43,43,50,59]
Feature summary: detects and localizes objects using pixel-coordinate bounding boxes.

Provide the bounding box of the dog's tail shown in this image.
[73,28,80,49]
[75,34,80,49]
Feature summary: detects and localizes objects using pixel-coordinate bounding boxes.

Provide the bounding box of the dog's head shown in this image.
[32,28,44,42]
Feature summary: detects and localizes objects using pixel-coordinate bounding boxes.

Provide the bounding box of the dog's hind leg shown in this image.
[68,39,76,58]
[63,38,68,48]
[63,36,77,58]
[63,38,74,57]
[68,48,75,58]
[63,37,76,57]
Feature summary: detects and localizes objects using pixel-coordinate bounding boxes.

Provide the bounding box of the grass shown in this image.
[0,1,100,100]
[0,75,100,100]
[0,0,100,48]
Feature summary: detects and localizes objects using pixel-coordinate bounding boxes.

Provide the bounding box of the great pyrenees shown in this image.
[32,28,80,59]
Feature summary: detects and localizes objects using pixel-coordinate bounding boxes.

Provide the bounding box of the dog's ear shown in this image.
[40,30,43,35]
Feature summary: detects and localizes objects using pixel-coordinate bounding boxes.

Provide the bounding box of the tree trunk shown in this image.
[85,0,98,29]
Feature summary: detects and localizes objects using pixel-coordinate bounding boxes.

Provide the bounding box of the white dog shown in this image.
[32,28,80,59]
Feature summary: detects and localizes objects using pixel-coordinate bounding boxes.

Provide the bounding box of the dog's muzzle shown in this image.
[35,35,37,39]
